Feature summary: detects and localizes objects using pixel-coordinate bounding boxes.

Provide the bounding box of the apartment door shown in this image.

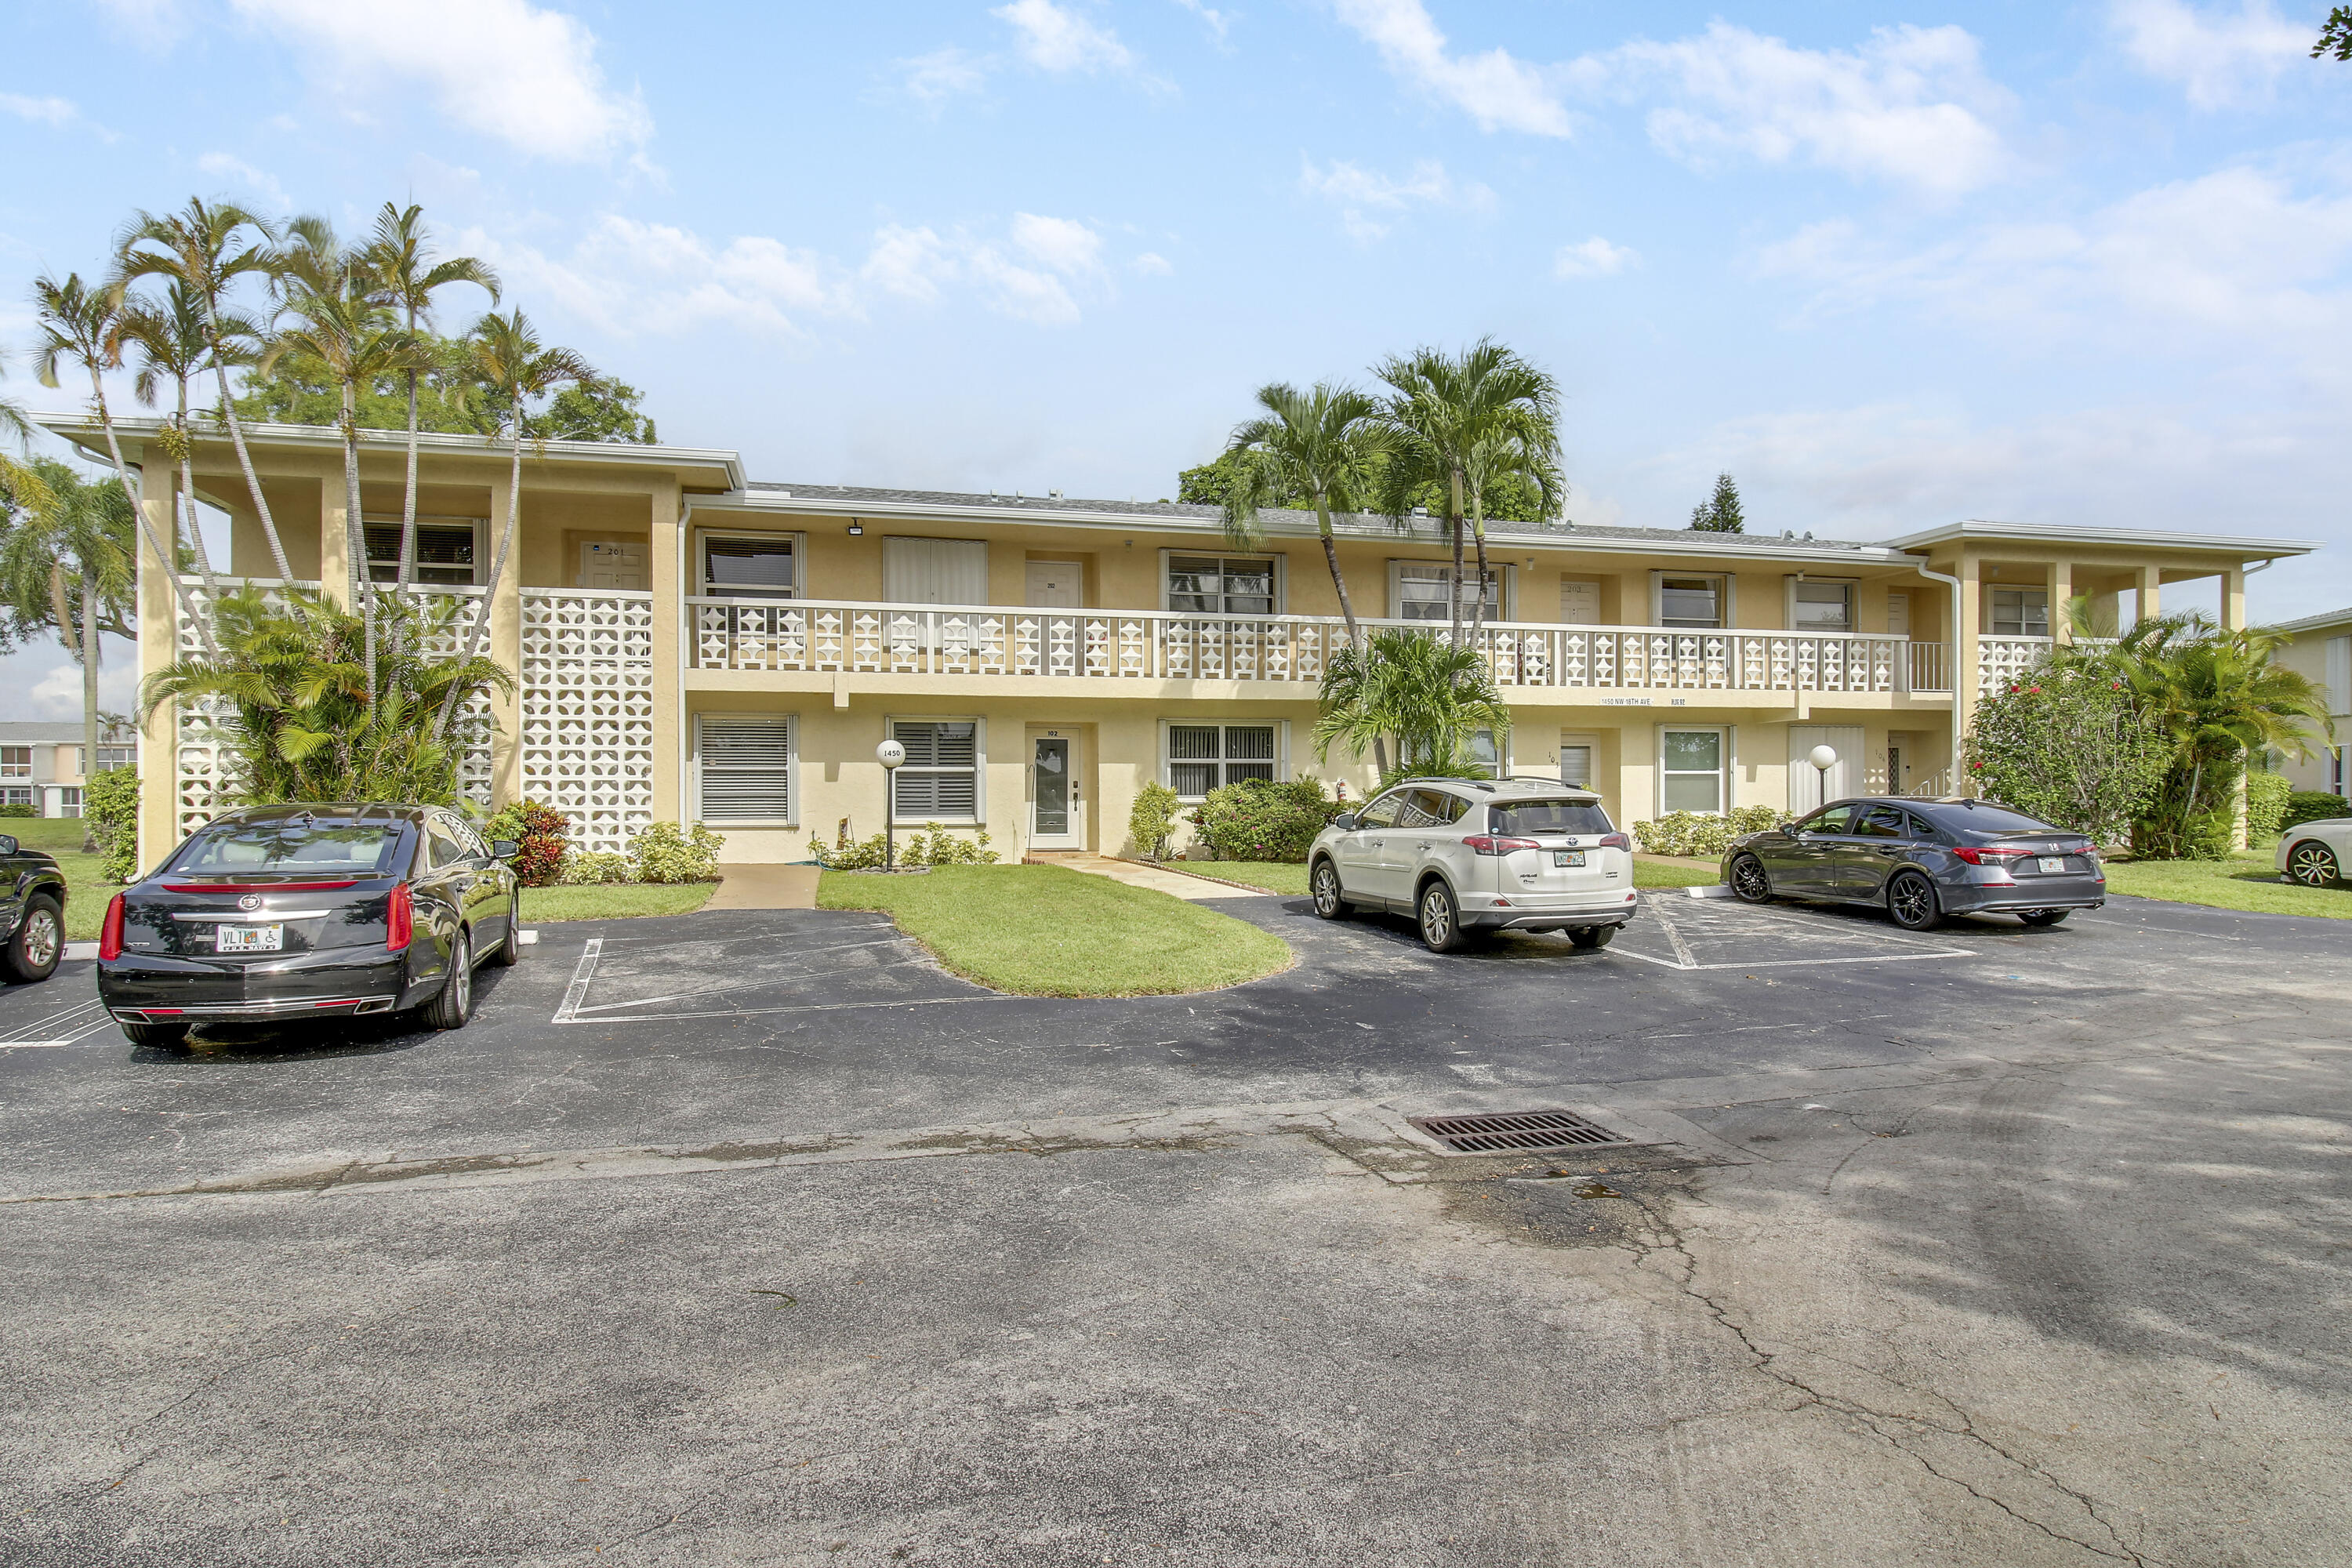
[1025,561,1082,609]
[1027,728,1083,850]
[579,539,648,591]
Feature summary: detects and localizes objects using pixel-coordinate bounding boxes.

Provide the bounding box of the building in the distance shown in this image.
[31,414,2316,866]
[2270,607,2352,800]
[0,720,140,818]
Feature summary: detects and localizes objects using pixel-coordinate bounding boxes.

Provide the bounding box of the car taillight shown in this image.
[1951,847,2030,865]
[386,884,412,951]
[1598,833,1631,851]
[1462,834,1542,856]
[99,894,125,961]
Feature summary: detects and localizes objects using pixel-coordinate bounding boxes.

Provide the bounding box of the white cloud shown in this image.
[993,0,1135,73]
[1011,212,1105,274]
[1298,156,1489,241]
[2110,0,2310,109]
[1131,251,1174,275]
[1554,237,1636,278]
[900,46,990,106]
[1604,22,2011,198]
[1171,0,1230,45]
[227,0,652,163]
[194,152,290,209]
[1,94,79,128]
[1332,0,1572,136]
[9,641,137,723]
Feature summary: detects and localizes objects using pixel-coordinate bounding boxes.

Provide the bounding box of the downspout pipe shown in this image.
[679,497,695,832]
[1912,560,1965,797]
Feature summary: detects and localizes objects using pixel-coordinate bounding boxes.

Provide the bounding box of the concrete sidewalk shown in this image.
[1022,851,1265,899]
[702,863,822,910]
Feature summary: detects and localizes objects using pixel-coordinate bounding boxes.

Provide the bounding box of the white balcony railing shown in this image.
[689,597,1955,696]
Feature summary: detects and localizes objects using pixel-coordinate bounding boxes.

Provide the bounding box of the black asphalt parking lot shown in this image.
[4,887,2348,1566]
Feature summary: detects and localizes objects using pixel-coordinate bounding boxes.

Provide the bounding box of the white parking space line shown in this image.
[0,999,115,1049]
[1617,894,1973,971]
[548,929,992,1026]
[553,938,603,1023]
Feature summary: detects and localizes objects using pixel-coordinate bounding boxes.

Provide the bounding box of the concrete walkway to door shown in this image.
[1022,852,1265,901]
[703,864,822,910]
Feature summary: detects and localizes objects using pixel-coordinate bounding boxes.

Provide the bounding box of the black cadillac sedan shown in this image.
[1720,797,2107,931]
[97,803,522,1047]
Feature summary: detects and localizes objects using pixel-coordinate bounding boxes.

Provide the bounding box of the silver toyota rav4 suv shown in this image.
[1306,778,1640,953]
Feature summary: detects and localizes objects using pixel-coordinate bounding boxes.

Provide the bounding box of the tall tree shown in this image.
[0,458,136,805]
[117,281,245,604]
[361,203,500,587]
[1216,382,1392,649]
[263,216,437,700]
[1690,472,1744,532]
[1373,339,1563,649]
[433,310,592,741]
[1458,426,1564,644]
[31,271,219,659]
[2316,7,2352,57]
[113,199,296,583]
[0,350,58,586]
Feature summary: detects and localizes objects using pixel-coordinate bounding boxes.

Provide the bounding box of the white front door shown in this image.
[1026,561,1082,609]
[1029,732,1082,849]
[580,539,648,591]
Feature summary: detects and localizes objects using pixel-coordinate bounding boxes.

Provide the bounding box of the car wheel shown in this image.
[0,895,63,982]
[1568,924,1617,949]
[422,931,474,1030]
[1417,881,1472,954]
[2286,840,2341,888]
[122,1020,190,1049]
[489,893,524,966]
[1310,859,1349,920]
[2019,909,2071,927]
[1729,855,1773,904]
[1886,872,1943,932]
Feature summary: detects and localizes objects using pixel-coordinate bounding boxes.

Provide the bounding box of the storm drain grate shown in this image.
[1406,1109,1633,1156]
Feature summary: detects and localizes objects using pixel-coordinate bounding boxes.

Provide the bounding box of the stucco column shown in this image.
[136,480,180,873]
[2050,561,2074,644]
[2136,564,2161,628]
[2220,566,2245,632]
[648,481,682,822]
[319,482,350,608]
[487,481,523,806]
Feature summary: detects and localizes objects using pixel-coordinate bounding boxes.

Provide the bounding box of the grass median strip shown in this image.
[818,863,1293,996]
[2101,851,2352,920]
[521,883,717,923]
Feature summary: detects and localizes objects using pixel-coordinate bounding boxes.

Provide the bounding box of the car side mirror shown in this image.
[0,834,17,855]
[1332,814,1359,832]
[491,839,521,861]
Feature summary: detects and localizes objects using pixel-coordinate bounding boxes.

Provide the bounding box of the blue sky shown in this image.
[5,0,2350,716]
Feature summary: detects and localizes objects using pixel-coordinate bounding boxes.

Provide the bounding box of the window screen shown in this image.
[1793,580,1853,633]
[1661,729,1725,813]
[1990,588,2049,637]
[1661,577,1722,629]
[1559,742,1594,788]
[891,720,980,820]
[1167,557,1274,615]
[1165,724,1276,798]
[1397,563,1498,622]
[704,535,798,600]
[0,747,28,779]
[364,520,479,585]
[698,715,795,823]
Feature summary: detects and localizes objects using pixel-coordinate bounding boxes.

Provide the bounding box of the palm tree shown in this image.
[30,270,218,659]
[263,216,439,699]
[1217,382,1391,649]
[0,459,136,814]
[1457,425,1563,645]
[116,281,248,605]
[434,310,591,741]
[1372,339,1563,648]
[1312,628,1513,782]
[141,587,513,808]
[113,199,296,583]
[361,203,500,588]
[0,349,58,537]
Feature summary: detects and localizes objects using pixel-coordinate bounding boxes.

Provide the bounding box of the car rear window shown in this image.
[175,822,408,877]
[1489,800,1612,837]
[1936,804,2057,835]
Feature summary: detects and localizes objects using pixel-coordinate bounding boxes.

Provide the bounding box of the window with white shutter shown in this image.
[702,535,800,599]
[1163,724,1279,799]
[884,539,989,605]
[696,714,795,824]
[890,720,982,822]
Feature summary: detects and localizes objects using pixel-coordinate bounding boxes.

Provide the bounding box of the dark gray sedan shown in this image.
[1720,797,2107,931]
[96,803,523,1047]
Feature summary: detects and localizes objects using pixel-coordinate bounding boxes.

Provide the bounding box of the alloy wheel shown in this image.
[1888,875,1936,929]
[1420,888,1452,948]
[1730,856,1770,902]
[21,908,58,969]
[452,940,474,1013]
[2289,843,2339,887]
[1312,862,1344,918]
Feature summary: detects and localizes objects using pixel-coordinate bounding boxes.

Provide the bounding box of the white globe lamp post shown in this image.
[1808,743,1838,810]
[877,740,907,872]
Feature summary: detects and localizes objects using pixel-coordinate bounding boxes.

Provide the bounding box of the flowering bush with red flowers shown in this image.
[1961,667,2168,847]
[481,799,571,887]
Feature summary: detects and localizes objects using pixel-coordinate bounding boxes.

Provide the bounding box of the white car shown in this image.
[2277,817,2352,888]
[1307,777,1641,953]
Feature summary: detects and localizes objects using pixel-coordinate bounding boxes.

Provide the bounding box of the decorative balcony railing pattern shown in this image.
[520,587,655,855]
[690,598,1953,695]
[1977,636,2055,691]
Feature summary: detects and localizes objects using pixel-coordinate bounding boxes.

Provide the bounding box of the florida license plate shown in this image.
[1554,850,1586,867]
[2038,857,2066,875]
[216,924,283,953]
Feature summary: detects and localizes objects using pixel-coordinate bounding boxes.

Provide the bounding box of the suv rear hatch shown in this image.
[1479,798,1627,901]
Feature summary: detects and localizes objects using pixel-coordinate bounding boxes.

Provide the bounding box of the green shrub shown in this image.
[1194,776,1339,863]
[1963,670,2170,844]
[1633,811,1738,858]
[560,851,633,885]
[1129,782,1181,859]
[808,822,999,869]
[0,804,32,819]
[631,820,724,884]
[2244,771,2290,844]
[480,799,569,887]
[85,767,140,882]
[2284,789,2350,829]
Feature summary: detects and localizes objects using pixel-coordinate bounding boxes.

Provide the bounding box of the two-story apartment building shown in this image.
[35,416,2311,867]
[0,720,140,818]
[2271,606,2352,799]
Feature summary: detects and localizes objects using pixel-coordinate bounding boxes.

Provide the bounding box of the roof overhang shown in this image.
[27,412,748,491]
[1879,517,2315,558]
[2268,605,2352,636]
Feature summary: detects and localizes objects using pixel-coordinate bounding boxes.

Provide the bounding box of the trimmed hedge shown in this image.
[2284,789,2351,829]
[1193,777,1341,863]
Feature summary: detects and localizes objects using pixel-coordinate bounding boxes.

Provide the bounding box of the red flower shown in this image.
[2029,685,2043,694]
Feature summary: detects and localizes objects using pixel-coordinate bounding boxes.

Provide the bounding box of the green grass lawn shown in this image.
[521,883,717,923]
[1633,853,1722,889]
[818,863,1293,996]
[5,818,116,939]
[2101,851,2352,920]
